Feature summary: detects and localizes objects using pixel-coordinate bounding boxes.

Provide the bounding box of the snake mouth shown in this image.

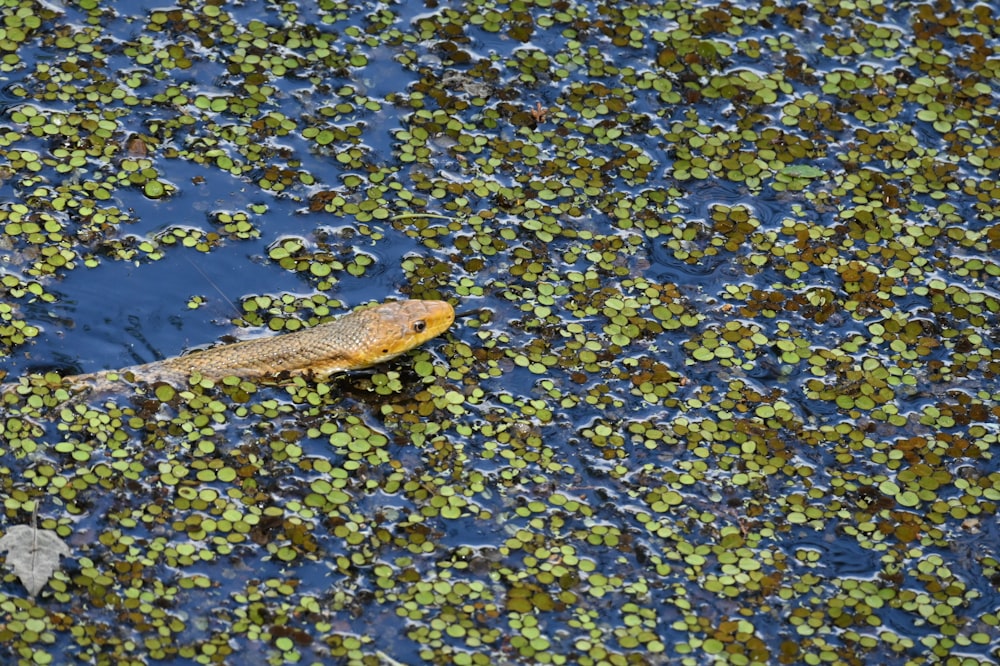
[454,306,488,319]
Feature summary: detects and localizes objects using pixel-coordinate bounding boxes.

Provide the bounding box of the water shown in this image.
[1,1,998,664]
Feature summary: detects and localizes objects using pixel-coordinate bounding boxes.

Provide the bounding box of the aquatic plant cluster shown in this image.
[0,0,998,664]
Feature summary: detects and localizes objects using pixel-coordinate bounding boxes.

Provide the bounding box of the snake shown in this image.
[32,299,454,389]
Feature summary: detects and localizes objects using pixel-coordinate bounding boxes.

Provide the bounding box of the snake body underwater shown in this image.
[6,300,454,391]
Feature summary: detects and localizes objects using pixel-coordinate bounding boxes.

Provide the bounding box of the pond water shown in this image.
[0,0,998,664]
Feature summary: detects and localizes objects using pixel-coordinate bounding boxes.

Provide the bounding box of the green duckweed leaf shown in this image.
[779,165,825,178]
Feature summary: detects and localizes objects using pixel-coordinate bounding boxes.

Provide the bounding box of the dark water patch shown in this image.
[798,527,883,579]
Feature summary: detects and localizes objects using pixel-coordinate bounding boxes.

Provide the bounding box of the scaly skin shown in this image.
[62,299,455,387]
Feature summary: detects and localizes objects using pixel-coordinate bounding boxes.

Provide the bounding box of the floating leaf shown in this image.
[779,164,825,178]
[0,524,71,596]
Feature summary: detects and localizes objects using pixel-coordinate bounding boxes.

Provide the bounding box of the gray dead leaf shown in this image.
[0,524,71,596]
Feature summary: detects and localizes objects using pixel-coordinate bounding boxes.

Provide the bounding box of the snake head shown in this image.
[339,299,455,371]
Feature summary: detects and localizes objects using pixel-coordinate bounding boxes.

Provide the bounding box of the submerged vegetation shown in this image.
[0,0,998,664]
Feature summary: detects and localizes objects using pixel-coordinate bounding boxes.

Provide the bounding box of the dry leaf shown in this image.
[0,524,71,596]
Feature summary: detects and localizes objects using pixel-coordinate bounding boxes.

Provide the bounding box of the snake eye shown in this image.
[413,319,427,333]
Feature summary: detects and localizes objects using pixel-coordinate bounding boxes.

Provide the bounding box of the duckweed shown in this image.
[0,0,998,664]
